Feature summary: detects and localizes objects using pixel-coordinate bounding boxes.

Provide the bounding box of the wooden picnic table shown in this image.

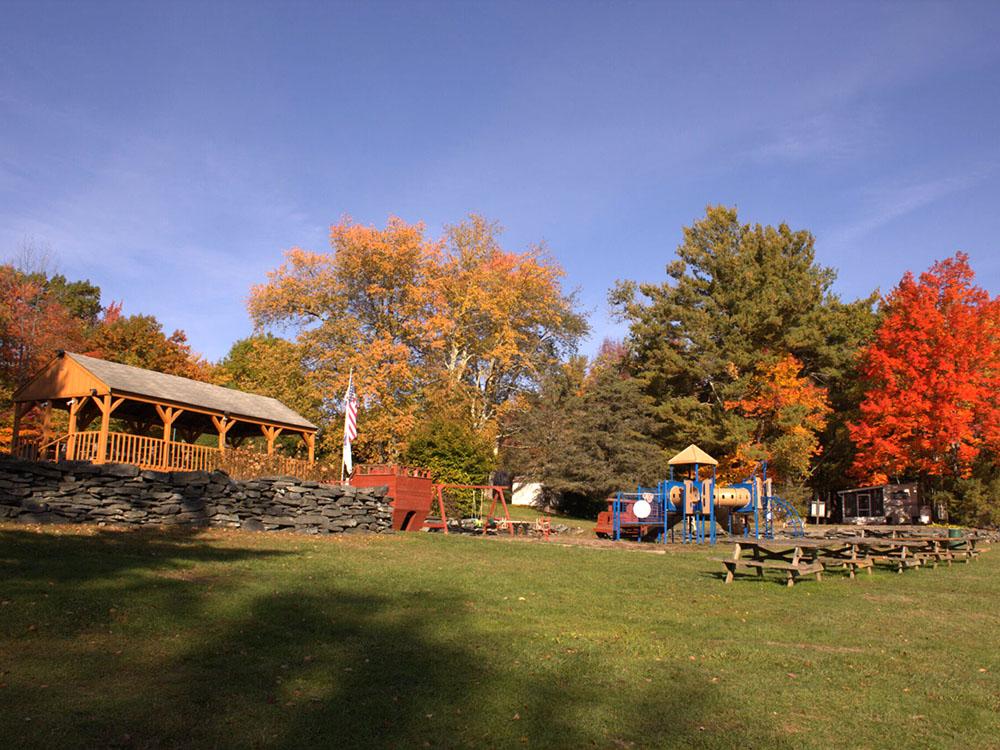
[712,540,826,587]
[830,537,928,572]
[713,533,991,585]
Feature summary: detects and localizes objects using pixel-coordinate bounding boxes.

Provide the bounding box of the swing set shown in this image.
[424,483,514,536]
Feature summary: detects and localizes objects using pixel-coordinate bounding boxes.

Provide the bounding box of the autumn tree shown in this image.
[219,334,323,455]
[0,265,90,393]
[611,205,876,491]
[428,215,587,437]
[724,354,831,498]
[89,309,217,382]
[0,263,96,448]
[250,217,438,460]
[850,253,1000,485]
[249,215,586,462]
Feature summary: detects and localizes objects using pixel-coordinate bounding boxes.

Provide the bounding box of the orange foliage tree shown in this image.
[249,215,586,461]
[0,265,89,390]
[1,261,217,450]
[850,253,1000,484]
[0,265,91,447]
[428,215,587,435]
[249,217,439,460]
[724,354,832,484]
[89,306,218,382]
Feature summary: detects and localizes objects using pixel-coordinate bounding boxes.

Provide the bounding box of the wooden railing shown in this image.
[167,440,222,473]
[106,431,164,469]
[70,431,101,462]
[219,447,339,482]
[10,430,332,481]
[13,433,68,462]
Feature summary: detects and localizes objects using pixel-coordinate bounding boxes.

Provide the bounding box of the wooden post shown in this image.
[10,401,25,453]
[155,405,182,470]
[303,432,315,463]
[66,397,86,460]
[96,394,111,463]
[39,399,58,450]
[261,425,283,455]
[94,395,124,464]
[211,415,234,454]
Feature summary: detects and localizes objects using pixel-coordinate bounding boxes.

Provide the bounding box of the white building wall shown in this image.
[511,481,542,506]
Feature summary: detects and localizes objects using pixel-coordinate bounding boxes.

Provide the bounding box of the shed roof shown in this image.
[17,352,316,431]
[667,444,719,466]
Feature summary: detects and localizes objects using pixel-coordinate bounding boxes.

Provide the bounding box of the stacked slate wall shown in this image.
[0,456,392,534]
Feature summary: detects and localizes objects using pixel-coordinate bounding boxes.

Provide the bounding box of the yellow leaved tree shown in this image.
[249,215,586,463]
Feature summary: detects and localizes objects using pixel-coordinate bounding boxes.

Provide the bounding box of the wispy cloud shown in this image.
[748,110,883,165]
[827,168,995,247]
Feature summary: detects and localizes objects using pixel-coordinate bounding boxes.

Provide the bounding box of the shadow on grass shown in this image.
[0,525,291,583]
[0,525,291,637]
[1,528,796,749]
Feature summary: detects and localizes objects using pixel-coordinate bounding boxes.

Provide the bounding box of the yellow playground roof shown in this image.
[667,444,719,466]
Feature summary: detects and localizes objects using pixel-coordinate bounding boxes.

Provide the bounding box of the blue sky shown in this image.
[2,1,999,361]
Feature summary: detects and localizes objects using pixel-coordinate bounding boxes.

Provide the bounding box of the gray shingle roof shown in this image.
[66,352,316,431]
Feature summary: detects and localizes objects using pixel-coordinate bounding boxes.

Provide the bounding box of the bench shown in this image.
[867,555,921,572]
[711,557,824,587]
[913,550,955,568]
[816,555,873,579]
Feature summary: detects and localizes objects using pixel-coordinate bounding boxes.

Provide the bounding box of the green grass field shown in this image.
[1,524,997,749]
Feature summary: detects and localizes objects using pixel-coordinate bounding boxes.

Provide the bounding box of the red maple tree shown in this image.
[850,253,1000,483]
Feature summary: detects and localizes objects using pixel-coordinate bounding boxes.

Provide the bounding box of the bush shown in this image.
[405,419,495,518]
[931,476,1000,528]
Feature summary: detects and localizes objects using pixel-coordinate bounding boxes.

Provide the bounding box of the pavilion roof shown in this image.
[16,351,316,431]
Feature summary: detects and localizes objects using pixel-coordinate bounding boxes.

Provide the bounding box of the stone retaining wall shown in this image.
[0,456,392,534]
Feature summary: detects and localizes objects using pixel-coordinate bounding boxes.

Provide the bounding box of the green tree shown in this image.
[404,417,495,517]
[505,347,665,517]
[610,205,876,491]
[45,274,103,325]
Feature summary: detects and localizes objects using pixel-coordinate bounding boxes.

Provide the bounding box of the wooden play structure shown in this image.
[350,464,436,531]
[595,444,804,545]
[348,465,513,535]
[9,351,319,478]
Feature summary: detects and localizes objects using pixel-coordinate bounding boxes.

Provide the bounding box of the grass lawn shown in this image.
[1,524,997,749]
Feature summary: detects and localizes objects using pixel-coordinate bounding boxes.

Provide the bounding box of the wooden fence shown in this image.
[11,430,336,481]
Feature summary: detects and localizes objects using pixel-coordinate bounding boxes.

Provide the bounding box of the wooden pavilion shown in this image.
[9,351,318,473]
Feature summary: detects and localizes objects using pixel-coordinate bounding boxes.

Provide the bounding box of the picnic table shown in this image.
[712,540,825,587]
[830,537,932,572]
[713,531,991,585]
[897,535,984,564]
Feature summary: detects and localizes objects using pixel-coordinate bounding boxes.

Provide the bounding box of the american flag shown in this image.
[342,371,358,476]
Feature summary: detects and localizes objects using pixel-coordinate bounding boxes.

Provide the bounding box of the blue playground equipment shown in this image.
[602,444,805,545]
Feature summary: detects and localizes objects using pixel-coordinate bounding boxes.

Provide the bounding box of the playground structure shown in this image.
[349,464,513,535]
[595,444,805,545]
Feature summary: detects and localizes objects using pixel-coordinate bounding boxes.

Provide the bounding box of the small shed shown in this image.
[836,482,926,525]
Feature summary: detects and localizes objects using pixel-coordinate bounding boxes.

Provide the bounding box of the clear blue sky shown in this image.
[3,1,999,360]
